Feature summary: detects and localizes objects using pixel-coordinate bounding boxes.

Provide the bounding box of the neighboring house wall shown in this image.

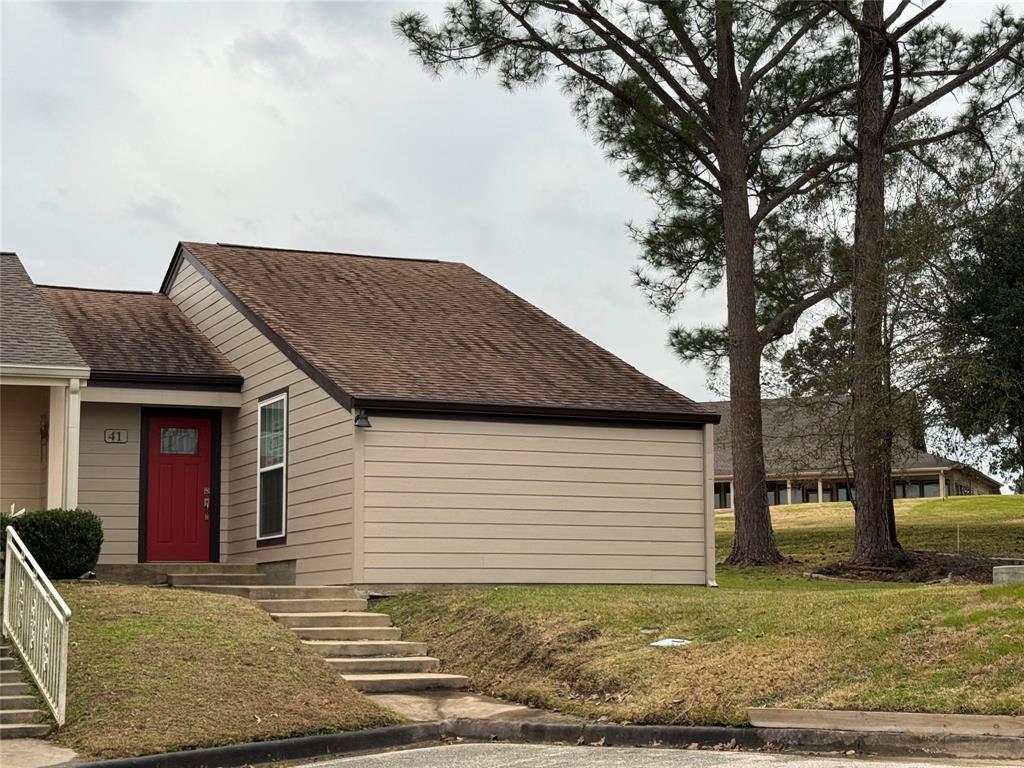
[79,402,141,564]
[166,260,355,585]
[357,415,707,585]
[0,385,48,512]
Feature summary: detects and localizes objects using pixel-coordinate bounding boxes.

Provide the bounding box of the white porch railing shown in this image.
[2,526,71,725]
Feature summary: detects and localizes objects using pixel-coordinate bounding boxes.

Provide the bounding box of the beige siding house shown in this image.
[1,243,719,587]
[360,416,710,584]
[165,259,356,585]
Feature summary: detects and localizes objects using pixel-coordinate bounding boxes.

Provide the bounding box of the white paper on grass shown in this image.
[649,638,691,647]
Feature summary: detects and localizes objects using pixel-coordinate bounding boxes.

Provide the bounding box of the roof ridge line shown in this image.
[36,284,158,296]
[206,241,446,264]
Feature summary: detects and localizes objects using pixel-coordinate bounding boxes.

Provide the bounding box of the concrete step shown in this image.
[0,708,43,724]
[0,669,23,683]
[257,598,367,613]
[250,586,356,599]
[341,673,469,693]
[0,646,9,657]
[171,585,264,598]
[326,656,440,674]
[0,657,17,671]
[0,695,38,710]
[157,563,261,574]
[0,682,30,695]
[0,722,51,738]
[292,626,401,641]
[168,572,266,586]
[271,611,391,629]
[176,584,358,599]
[302,640,429,658]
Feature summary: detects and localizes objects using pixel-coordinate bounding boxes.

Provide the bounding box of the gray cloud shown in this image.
[4,1,1014,402]
[49,0,139,31]
[126,195,184,231]
[230,29,320,87]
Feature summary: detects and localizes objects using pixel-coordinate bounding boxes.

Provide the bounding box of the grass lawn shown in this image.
[379,495,1024,725]
[717,495,1024,573]
[54,584,401,759]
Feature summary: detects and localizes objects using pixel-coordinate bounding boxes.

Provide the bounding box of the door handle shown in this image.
[203,487,211,520]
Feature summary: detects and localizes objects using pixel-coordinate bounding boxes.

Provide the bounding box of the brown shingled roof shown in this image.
[0,254,88,370]
[40,285,240,386]
[170,242,715,423]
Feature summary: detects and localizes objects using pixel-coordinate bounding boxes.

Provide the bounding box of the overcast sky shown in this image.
[1,1,1014,402]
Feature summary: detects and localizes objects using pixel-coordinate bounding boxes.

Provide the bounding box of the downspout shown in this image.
[702,423,718,587]
[351,410,366,586]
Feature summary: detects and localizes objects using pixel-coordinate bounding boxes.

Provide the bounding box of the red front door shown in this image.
[146,415,212,562]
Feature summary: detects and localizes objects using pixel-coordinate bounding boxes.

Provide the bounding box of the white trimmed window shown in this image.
[257,391,287,540]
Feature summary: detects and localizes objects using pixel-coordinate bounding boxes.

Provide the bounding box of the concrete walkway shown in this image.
[0,738,76,768]
[298,742,1022,768]
[368,690,581,723]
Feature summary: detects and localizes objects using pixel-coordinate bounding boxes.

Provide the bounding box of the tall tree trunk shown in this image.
[715,1,782,565]
[852,0,900,563]
[723,175,780,565]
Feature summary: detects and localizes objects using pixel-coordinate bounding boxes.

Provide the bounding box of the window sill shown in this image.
[256,535,287,548]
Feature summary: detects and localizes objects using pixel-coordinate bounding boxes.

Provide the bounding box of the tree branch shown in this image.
[887,86,1024,153]
[494,0,722,178]
[889,0,946,38]
[759,281,848,349]
[654,1,717,87]
[569,0,716,132]
[746,77,860,156]
[743,7,832,102]
[892,26,1024,126]
[752,150,856,225]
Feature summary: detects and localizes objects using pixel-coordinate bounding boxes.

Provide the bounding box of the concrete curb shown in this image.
[67,717,1024,767]
[447,718,764,749]
[67,722,445,768]
[447,718,1024,759]
[757,727,1024,760]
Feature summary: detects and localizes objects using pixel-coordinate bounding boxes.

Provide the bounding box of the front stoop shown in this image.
[167,573,468,693]
[0,645,52,738]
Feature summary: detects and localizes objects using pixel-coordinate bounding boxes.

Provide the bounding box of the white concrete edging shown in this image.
[748,708,1023,738]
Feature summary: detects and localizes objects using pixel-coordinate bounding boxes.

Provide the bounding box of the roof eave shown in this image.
[0,363,92,380]
[87,370,244,392]
[158,242,187,295]
[353,397,720,426]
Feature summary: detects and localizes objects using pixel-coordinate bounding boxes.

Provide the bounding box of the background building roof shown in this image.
[705,398,999,487]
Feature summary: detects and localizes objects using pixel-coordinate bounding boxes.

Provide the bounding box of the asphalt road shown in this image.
[298,743,1018,768]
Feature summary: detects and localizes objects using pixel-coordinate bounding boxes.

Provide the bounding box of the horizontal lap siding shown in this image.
[79,403,141,564]
[0,386,48,514]
[167,260,353,585]
[361,416,707,585]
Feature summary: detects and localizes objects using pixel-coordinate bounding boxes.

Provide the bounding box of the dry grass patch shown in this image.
[380,496,1024,724]
[381,580,1024,724]
[54,584,401,759]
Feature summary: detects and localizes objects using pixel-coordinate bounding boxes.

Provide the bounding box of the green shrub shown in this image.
[0,508,104,580]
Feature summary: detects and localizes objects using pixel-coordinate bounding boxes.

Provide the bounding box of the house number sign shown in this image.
[104,429,128,444]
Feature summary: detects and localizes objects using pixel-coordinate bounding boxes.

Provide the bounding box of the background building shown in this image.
[706,398,1002,509]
